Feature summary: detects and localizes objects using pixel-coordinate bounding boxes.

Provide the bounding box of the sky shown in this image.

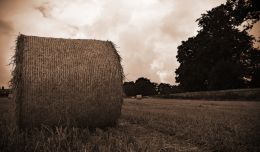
[0,0,259,88]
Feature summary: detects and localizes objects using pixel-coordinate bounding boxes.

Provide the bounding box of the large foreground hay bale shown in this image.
[11,34,123,128]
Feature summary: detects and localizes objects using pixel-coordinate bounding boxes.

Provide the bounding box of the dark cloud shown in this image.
[0,0,31,18]
[0,20,14,34]
[0,0,8,8]
[34,2,52,18]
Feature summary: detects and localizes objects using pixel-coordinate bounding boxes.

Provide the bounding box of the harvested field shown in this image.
[1,98,260,152]
[166,88,260,100]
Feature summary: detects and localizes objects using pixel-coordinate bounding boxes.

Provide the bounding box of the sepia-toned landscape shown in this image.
[0,0,260,151]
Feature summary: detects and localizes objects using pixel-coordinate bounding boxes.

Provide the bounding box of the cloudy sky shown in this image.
[0,0,259,87]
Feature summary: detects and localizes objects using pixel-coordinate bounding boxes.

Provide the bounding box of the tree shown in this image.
[123,81,136,96]
[0,86,8,97]
[175,0,260,91]
[251,67,260,87]
[225,0,260,30]
[158,83,171,95]
[246,48,260,87]
[135,77,157,96]
[208,61,244,90]
[170,85,183,94]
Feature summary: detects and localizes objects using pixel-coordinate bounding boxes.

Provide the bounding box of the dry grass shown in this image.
[1,98,260,152]
[12,35,123,128]
[123,99,260,151]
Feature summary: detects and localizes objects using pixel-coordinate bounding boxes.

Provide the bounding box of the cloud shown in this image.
[160,0,227,41]
[0,20,14,34]
[79,0,179,83]
[0,0,234,87]
[34,2,52,18]
[117,26,160,82]
[0,19,14,87]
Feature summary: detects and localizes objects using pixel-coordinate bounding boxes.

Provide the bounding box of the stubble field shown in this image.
[0,98,259,152]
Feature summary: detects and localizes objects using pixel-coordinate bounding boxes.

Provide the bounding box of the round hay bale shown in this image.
[11,34,123,128]
[136,95,142,100]
[8,94,13,99]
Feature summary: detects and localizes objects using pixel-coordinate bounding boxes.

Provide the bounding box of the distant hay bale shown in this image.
[11,34,123,128]
[136,95,142,100]
[8,94,13,99]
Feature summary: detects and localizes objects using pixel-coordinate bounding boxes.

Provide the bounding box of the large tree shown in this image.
[123,81,136,96]
[135,77,157,96]
[175,0,260,91]
[251,67,260,87]
[158,83,171,95]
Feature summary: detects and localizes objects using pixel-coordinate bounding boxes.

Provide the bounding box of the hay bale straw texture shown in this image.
[11,34,123,128]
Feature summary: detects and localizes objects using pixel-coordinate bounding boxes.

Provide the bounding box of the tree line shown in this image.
[0,86,11,97]
[123,77,181,97]
[124,0,260,96]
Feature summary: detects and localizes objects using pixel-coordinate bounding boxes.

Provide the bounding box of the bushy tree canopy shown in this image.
[175,0,260,91]
[123,78,181,97]
[135,77,157,96]
[123,81,136,96]
[158,83,171,95]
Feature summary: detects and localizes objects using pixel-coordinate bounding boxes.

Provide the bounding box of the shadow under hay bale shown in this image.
[11,34,123,129]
